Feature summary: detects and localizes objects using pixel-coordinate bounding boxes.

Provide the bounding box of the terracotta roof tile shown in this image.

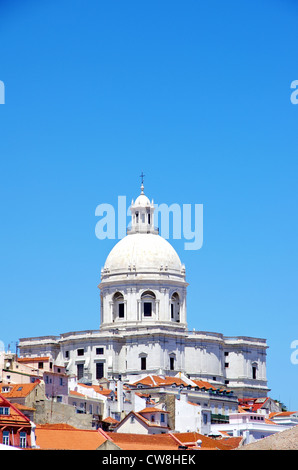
[106,432,179,450]
[138,407,169,414]
[34,425,107,450]
[18,356,50,363]
[0,383,38,398]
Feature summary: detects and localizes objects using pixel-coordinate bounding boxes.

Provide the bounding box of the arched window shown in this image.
[170,292,180,322]
[141,291,156,317]
[113,292,125,320]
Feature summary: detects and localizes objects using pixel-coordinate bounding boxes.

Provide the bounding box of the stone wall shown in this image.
[34,400,93,429]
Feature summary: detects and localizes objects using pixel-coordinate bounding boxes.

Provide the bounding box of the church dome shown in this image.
[100,181,186,281]
[103,232,183,275]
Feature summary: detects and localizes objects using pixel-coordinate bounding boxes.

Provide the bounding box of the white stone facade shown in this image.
[18,184,269,399]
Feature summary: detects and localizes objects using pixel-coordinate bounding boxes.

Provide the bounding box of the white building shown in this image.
[211,411,289,445]
[18,183,269,399]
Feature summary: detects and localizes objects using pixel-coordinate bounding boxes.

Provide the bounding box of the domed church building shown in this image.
[18,183,269,399]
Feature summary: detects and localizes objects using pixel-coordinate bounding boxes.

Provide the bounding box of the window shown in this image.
[77,363,84,380]
[65,350,69,358]
[96,362,104,380]
[2,431,9,446]
[96,347,104,355]
[45,376,49,384]
[170,292,180,322]
[59,378,63,386]
[38,362,43,369]
[203,413,208,425]
[144,302,152,316]
[141,357,146,370]
[225,363,229,368]
[113,292,125,321]
[130,415,135,423]
[141,291,155,317]
[170,357,175,371]
[161,413,165,423]
[252,366,257,380]
[0,407,9,415]
[224,351,229,356]
[151,415,155,422]
[77,349,84,356]
[118,303,125,318]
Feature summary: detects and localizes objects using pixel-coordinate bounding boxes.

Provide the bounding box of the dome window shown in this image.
[141,291,156,318]
[113,292,125,320]
[170,292,180,322]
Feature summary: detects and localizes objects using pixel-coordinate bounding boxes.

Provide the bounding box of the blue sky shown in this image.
[0,0,297,410]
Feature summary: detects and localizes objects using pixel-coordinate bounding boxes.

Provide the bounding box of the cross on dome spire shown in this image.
[140,171,145,194]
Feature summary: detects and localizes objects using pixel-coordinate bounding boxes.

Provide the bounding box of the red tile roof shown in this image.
[171,432,242,450]
[132,375,218,391]
[0,382,39,398]
[34,424,107,450]
[103,416,119,424]
[106,432,179,450]
[18,356,50,363]
[138,407,169,414]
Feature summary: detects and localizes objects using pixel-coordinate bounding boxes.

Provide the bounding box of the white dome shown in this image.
[134,193,151,206]
[103,233,183,274]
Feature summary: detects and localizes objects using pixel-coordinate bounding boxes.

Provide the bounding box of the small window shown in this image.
[144,302,152,316]
[151,415,155,422]
[252,366,257,379]
[118,303,125,318]
[77,363,84,380]
[65,350,69,358]
[96,362,104,380]
[38,362,43,369]
[77,349,84,356]
[96,347,104,355]
[225,363,229,368]
[141,357,146,370]
[130,415,135,423]
[170,357,175,371]
[161,413,165,423]
[2,431,9,446]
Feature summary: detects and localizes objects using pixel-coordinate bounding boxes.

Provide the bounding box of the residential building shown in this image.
[269,411,298,427]
[210,409,289,445]
[0,393,36,449]
[114,407,170,434]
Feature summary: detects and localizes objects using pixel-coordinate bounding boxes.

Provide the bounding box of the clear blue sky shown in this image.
[0,0,297,410]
